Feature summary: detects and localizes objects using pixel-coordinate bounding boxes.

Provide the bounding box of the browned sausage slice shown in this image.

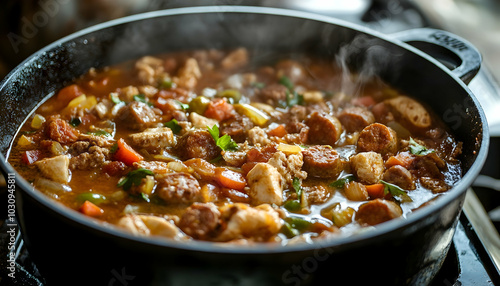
[302,145,345,178]
[338,106,375,133]
[176,130,219,161]
[305,111,343,146]
[178,203,221,240]
[355,199,402,226]
[357,123,398,155]
[156,172,202,204]
[382,165,416,190]
[219,115,254,143]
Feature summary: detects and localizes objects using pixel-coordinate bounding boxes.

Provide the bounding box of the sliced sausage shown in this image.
[219,115,254,143]
[355,199,403,226]
[337,106,375,133]
[258,83,288,105]
[305,111,343,146]
[156,172,202,204]
[285,105,307,134]
[116,101,158,130]
[176,130,219,161]
[350,151,385,185]
[302,145,345,178]
[178,203,221,240]
[420,177,450,193]
[384,95,431,129]
[357,123,398,156]
[382,165,416,190]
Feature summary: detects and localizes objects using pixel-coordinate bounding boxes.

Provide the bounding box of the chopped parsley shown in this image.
[279,75,294,91]
[133,94,153,107]
[117,168,154,191]
[330,175,355,188]
[409,137,434,156]
[110,143,118,154]
[69,118,81,127]
[380,180,413,202]
[164,119,182,135]
[284,177,303,212]
[175,100,189,110]
[207,125,238,151]
[110,93,123,104]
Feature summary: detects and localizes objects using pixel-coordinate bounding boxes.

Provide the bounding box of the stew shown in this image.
[8,48,463,245]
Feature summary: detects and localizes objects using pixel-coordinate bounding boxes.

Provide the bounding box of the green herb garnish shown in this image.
[284,200,301,212]
[110,143,118,154]
[69,118,81,127]
[164,119,182,135]
[110,93,123,104]
[207,125,238,151]
[330,175,355,188]
[409,137,434,156]
[284,177,303,212]
[279,75,294,91]
[117,168,154,191]
[251,82,266,89]
[380,180,413,202]
[87,130,112,137]
[133,94,153,107]
[175,100,190,110]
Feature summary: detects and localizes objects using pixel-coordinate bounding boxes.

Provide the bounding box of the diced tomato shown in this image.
[46,118,79,144]
[203,98,234,122]
[102,161,128,177]
[365,184,385,199]
[351,96,376,107]
[79,200,103,217]
[56,84,83,105]
[113,138,143,166]
[79,114,97,127]
[215,168,247,190]
[385,151,414,169]
[267,124,288,138]
[241,162,258,175]
[22,150,43,165]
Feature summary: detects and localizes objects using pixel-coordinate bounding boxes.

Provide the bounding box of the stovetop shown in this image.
[2,1,500,285]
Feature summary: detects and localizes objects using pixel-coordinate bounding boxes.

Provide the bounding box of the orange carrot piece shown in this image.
[203,98,234,121]
[267,124,288,137]
[365,184,385,199]
[56,84,83,105]
[215,168,247,190]
[385,151,414,169]
[79,200,103,217]
[114,138,143,166]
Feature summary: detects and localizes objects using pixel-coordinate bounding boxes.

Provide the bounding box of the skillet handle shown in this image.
[390,28,482,84]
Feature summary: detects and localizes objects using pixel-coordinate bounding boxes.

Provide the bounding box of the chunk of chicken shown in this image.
[267,151,307,188]
[135,56,165,85]
[129,127,176,149]
[248,127,271,146]
[216,203,282,242]
[220,48,249,71]
[175,58,201,90]
[350,151,385,184]
[35,155,70,183]
[189,112,218,129]
[246,163,283,205]
[117,214,183,239]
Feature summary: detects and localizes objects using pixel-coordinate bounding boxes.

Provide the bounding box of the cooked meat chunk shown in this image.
[68,141,90,156]
[222,150,247,167]
[350,151,385,185]
[267,151,307,188]
[70,146,110,170]
[285,105,307,134]
[129,127,175,149]
[338,106,375,132]
[258,84,288,105]
[371,102,394,124]
[178,203,221,240]
[383,165,415,190]
[77,133,114,148]
[344,181,369,201]
[116,101,158,130]
[216,203,282,242]
[357,123,398,156]
[220,48,249,71]
[385,96,431,129]
[304,184,331,205]
[118,214,182,239]
[275,59,306,82]
[355,199,403,226]
[302,145,345,178]
[410,152,447,179]
[219,116,254,143]
[247,126,271,146]
[102,161,128,177]
[246,163,283,205]
[35,155,70,183]
[305,112,343,146]
[176,130,219,161]
[156,172,202,204]
[175,58,201,90]
[420,177,450,193]
[189,112,218,129]
[46,118,78,144]
[135,56,165,85]
[133,161,170,174]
